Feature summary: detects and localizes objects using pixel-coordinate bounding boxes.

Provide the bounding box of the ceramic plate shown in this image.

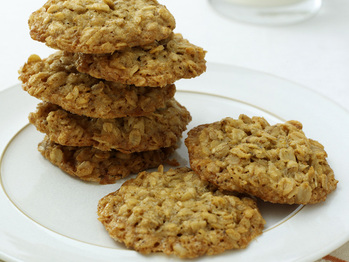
[1,63,348,262]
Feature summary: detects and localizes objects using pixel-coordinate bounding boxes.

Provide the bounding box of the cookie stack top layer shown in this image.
[29,0,176,53]
[27,0,206,87]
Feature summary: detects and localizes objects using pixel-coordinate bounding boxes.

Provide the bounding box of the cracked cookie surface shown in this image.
[29,99,191,153]
[76,33,206,87]
[38,136,176,184]
[185,114,338,205]
[19,52,176,118]
[97,166,265,258]
[29,0,175,54]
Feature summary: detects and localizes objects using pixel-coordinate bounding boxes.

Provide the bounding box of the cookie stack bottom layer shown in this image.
[38,136,176,184]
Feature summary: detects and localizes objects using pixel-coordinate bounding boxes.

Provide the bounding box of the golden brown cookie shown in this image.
[76,33,207,87]
[29,99,191,153]
[97,166,265,258]
[28,0,175,53]
[38,136,176,184]
[19,52,176,118]
[185,114,338,205]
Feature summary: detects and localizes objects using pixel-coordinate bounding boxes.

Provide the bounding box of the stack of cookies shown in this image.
[19,0,206,184]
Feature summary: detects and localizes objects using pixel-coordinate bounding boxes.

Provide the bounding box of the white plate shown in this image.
[1,63,348,262]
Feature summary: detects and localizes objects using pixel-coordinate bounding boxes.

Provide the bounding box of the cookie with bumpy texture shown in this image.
[38,136,176,184]
[185,114,338,205]
[19,52,176,118]
[28,0,175,54]
[76,33,206,87]
[97,166,265,258]
[29,99,191,153]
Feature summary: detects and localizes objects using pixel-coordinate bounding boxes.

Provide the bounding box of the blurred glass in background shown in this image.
[209,0,322,25]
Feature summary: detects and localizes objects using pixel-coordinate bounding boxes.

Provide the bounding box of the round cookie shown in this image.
[28,0,175,54]
[97,166,265,258]
[29,99,191,153]
[38,136,176,184]
[76,33,207,87]
[185,114,338,205]
[19,52,176,119]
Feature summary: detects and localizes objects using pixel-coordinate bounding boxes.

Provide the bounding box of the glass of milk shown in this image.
[209,0,322,25]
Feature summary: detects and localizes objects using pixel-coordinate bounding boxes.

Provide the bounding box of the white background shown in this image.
[0,0,348,112]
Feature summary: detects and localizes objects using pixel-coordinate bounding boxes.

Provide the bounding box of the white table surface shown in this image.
[0,0,348,261]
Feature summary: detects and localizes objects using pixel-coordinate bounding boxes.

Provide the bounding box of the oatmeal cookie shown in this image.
[97,166,265,258]
[185,115,338,205]
[19,52,176,118]
[38,136,176,184]
[76,33,207,87]
[28,0,175,53]
[29,99,191,153]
